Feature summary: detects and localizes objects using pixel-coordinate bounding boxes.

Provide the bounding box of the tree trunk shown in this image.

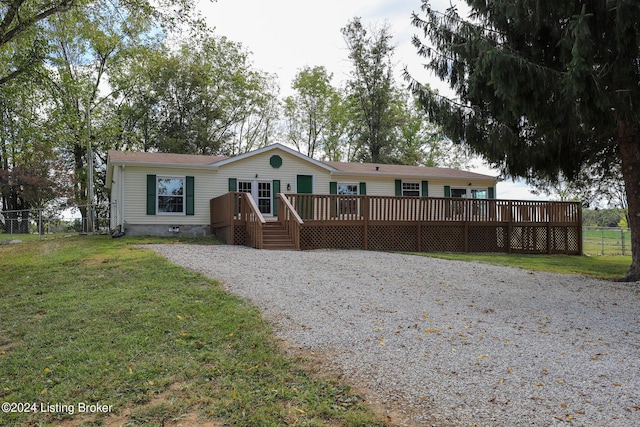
[618,120,640,281]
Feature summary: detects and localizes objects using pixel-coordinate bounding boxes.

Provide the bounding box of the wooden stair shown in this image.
[262,221,297,250]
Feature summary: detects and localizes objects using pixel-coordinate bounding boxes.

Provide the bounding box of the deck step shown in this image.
[261,222,297,250]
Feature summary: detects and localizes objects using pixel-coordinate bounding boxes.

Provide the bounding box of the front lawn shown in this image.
[410,252,630,281]
[0,236,382,426]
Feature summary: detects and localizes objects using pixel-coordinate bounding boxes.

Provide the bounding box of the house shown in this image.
[106,143,499,237]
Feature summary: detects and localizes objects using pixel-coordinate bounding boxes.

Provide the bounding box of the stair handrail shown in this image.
[278,193,303,250]
[243,192,266,249]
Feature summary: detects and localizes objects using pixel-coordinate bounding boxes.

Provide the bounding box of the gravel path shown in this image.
[146,244,640,426]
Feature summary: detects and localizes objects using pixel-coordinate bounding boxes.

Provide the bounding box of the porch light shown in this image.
[287,183,291,191]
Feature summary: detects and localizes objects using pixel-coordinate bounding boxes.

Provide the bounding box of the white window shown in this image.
[257,182,271,214]
[238,181,252,194]
[402,182,420,197]
[157,177,184,214]
[451,188,488,199]
[338,183,358,195]
[237,180,271,215]
[337,183,359,215]
[450,187,489,217]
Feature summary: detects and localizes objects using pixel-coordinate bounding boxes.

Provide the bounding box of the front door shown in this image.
[296,175,313,219]
[257,182,271,215]
[238,180,272,215]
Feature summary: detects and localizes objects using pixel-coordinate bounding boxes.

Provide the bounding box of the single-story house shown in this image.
[106,143,498,237]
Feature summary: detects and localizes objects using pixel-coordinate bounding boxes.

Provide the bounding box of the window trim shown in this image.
[402,182,421,197]
[157,176,186,215]
[337,183,359,195]
[450,187,489,199]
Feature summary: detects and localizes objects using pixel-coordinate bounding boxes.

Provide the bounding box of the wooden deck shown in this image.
[210,193,582,254]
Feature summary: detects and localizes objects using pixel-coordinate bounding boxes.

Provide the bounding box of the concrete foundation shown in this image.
[124,224,210,237]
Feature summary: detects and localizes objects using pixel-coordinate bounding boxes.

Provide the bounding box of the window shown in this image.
[450,187,489,217]
[402,182,420,197]
[451,188,488,199]
[237,181,271,215]
[338,183,358,215]
[157,177,184,213]
[238,181,252,193]
[338,184,358,195]
[257,182,271,214]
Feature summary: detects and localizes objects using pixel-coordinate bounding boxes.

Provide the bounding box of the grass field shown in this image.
[0,236,383,427]
[583,227,632,256]
[413,252,630,280]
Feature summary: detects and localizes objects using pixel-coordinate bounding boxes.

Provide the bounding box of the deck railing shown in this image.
[278,194,303,250]
[241,192,265,249]
[211,193,582,254]
[284,194,581,224]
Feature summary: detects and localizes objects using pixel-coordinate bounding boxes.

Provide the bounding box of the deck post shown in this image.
[417,198,423,252]
[506,200,512,254]
[362,196,369,250]
[547,204,552,254]
[229,193,235,245]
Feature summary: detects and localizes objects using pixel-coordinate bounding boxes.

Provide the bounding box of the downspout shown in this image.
[120,164,125,232]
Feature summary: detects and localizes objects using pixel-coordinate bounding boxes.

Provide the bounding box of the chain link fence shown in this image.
[0,203,116,237]
[582,226,631,256]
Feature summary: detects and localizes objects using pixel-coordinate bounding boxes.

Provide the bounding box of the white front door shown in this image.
[238,180,271,215]
[257,181,271,215]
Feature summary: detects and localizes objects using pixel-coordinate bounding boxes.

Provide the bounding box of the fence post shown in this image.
[621,228,626,256]
[601,228,605,256]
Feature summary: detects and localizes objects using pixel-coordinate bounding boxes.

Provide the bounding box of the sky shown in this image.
[196,0,551,200]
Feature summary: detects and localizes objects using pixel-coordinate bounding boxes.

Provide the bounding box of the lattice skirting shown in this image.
[300,225,364,250]
[212,225,246,246]
[222,222,581,254]
[421,225,465,252]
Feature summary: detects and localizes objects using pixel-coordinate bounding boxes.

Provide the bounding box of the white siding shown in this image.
[332,176,496,197]
[122,166,217,226]
[217,149,333,195]
[115,146,498,229]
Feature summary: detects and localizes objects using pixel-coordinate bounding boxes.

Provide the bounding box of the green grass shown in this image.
[582,228,632,256]
[409,252,630,280]
[0,236,383,426]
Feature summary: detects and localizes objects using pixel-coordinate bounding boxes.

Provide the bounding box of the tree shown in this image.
[0,0,207,86]
[284,66,339,158]
[145,35,278,156]
[393,94,470,168]
[0,0,78,85]
[342,17,399,163]
[0,77,69,232]
[408,1,640,281]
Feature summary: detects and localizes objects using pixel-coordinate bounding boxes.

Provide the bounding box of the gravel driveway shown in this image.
[146,244,640,426]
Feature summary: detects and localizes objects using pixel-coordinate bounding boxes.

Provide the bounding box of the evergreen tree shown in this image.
[409,1,640,281]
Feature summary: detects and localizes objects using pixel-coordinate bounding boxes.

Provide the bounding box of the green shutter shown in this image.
[444,185,451,197]
[329,181,337,194]
[146,174,156,215]
[228,178,237,192]
[359,182,366,195]
[395,179,402,196]
[273,180,280,214]
[488,186,495,199]
[421,181,429,197]
[186,176,194,216]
